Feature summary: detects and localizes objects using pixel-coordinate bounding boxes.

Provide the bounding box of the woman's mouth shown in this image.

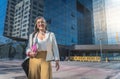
[39,25,44,27]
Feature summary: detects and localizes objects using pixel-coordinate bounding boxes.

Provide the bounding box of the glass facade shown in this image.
[77,0,94,45]
[93,0,108,45]
[105,0,120,44]
[44,0,93,45]
[93,0,120,44]
[44,0,78,45]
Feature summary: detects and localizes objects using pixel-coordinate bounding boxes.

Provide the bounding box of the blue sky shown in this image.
[0,0,7,36]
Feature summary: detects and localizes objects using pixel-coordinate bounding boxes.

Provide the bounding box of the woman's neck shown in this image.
[39,30,46,35]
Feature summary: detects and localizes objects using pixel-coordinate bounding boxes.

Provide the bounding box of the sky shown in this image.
[0,0,7,36]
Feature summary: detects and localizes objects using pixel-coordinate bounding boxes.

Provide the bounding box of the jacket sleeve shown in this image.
[26,34,32,56]
[51,33,60,60]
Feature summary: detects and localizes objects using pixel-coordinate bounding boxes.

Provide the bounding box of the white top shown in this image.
[37,32,49,51]
[26,31,60,61]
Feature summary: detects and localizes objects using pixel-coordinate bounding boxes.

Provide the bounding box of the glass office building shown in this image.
[43,0,93,58]
[44,0,93,45]
[93,0,108,44]
[44,0,78,45]
[76,0,94,45]
[93,0,120,44]
[105,0,120,44]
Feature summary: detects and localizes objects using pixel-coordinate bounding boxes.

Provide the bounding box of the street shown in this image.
[0,60,120,79]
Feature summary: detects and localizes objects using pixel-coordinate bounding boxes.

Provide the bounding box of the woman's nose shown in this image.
[40,22,44,24]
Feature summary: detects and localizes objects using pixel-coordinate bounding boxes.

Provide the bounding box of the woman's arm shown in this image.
[26,34,32,56]
[51,32,60,71]
[51,32,60,60]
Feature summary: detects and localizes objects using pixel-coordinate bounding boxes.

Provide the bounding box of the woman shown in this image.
[26,16,60,79]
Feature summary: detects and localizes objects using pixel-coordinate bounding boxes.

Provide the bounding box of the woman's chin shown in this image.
[39,28,45,30]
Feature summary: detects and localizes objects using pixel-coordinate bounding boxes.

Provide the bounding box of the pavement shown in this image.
[0,59,120,79]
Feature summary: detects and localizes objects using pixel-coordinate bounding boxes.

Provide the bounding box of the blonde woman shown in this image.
[26,16,60,79]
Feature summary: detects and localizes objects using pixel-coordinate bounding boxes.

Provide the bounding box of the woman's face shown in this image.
[36,18,46,31]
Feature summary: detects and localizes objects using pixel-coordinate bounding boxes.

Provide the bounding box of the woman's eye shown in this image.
[37,21,44,24]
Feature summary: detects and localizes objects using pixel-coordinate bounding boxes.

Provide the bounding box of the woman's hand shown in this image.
[29,52,36,58]
[55,60,60,71]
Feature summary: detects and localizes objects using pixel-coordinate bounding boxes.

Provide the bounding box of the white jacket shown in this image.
[26,31,60,61]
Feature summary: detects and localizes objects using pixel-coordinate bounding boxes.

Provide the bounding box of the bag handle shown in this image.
[32,32,38,46]
[32,31,51,45]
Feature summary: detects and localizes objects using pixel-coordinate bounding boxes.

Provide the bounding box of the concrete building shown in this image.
[3,0,21,39]
[12,0,31,39]
[4,0,44,41]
